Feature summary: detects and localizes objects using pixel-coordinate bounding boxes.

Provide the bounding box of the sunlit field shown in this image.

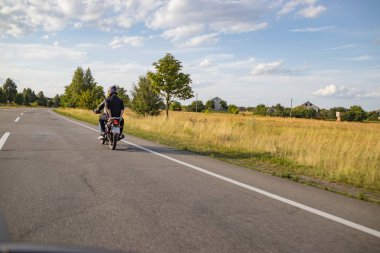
[55,108,380,192]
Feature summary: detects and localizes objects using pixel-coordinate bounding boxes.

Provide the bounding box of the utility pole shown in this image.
[290,98,293,118]
[195,93,198,112]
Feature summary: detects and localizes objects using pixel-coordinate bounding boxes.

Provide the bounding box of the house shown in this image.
[211,97,224,111]
[300,101,320,113]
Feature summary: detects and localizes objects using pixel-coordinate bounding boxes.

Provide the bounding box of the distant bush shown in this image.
[187,100,205,112]
[341,105,366,122]
[169,101,182,111]
[228,104,239,114]
[292,107,317,119]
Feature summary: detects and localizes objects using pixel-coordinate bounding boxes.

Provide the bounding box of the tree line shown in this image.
[245,103,379,122]
[0,78,60,107]
[2,53,378,122]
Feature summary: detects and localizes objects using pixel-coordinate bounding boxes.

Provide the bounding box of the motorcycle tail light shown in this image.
[113,119,119,125]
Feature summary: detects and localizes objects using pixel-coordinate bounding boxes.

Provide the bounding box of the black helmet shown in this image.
[108,86,118,96]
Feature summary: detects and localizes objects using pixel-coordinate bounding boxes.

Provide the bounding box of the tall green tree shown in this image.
[61,67,85,107]
[53,94,61,107]
[148,53,193,119]
[83,67,96,91]
[37,91,47,106]
[116,86,131,107]
[2,78,18,103]
[61,67,104,109]
[131,75,163,116]
[15,93,23,105]
[0,87,6,103]
[22,88,37,105]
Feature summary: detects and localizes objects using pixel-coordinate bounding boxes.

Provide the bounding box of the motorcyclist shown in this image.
[94,86,124,140]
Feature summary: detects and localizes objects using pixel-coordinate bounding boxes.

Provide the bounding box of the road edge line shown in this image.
[49,110,380,238]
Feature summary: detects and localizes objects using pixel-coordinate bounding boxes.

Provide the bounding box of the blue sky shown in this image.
[1,0,379,110]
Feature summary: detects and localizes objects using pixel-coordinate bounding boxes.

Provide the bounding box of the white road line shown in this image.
[15,117,20,122]
[21,112,24,115]
[49,110,380,238]
[0,132,10,151]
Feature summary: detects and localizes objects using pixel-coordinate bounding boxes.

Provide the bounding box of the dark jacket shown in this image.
[105,94,124,117]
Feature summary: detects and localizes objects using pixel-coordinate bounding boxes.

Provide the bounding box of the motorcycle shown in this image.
[102,117,122,150]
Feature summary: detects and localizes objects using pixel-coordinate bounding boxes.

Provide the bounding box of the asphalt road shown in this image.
[0,107,379,253]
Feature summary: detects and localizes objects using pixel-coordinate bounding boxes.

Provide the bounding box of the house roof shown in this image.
[300,101,319,109]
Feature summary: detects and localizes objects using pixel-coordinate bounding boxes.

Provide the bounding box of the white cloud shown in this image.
[161,24,204,42]
[179,33,219,48]
[298,5,326,18]
[251,60,285,75]
[109,36,144,48]
[0,0,326,48]
[277,0,317,16]
[0,43,86,61]
[290,26,334,32]
[199,59,212,67]
[210,22,268,34]
[313,84,380,98]
[350,55,372,61]
[325,44,355,51]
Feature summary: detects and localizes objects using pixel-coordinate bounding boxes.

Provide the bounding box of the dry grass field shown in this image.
[55,108,380,194]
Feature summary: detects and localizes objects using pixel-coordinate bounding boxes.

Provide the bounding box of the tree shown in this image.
[61,67,104,109]
[228,104,240,114]
[2,78,17,103]
[327,107,347,120]
[187,100,205,112]
[367,111,380,121]
[83,68,96,91]
[0,87,6,103]
[170,101,182,111]
[61,67,85,107]
[342,105,366,122]
[317,109,329,120]
[131,75,163,116]
[116,86,131,107]
[15,93,23,105]
[205,100,215,110]
[267,103,286,117]
[91,85,106,108]
[37,91,47,106]
[53,94,61,107]
[220,99,228,111]
[47,99,54,107]
[292,106,317,119]
[148,53,193,119]
[22,88,36,105]
[253,104,267,116]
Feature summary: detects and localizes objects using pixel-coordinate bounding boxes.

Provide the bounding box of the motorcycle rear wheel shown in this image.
[109,134,118,150]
